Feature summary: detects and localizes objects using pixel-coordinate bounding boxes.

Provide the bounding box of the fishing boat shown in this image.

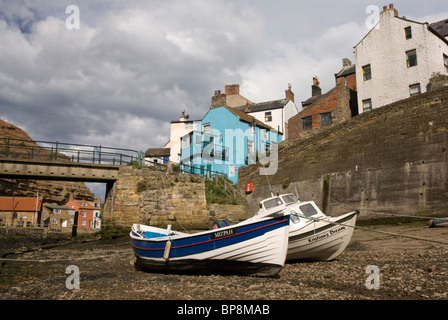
[429,218,448,228]
[254,194,359,262]
[130,210,290,277]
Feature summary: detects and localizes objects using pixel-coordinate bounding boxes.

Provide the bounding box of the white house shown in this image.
[164,111,201,163]
[354,4,448,113]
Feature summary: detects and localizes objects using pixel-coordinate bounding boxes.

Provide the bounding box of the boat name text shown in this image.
[308,226,346,243]
[211,228,237,240]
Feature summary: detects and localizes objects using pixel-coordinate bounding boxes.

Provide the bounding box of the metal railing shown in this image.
[180,163,229,181]
[0,138,144,166]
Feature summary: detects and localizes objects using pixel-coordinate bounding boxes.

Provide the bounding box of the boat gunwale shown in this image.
[130,216,289,252]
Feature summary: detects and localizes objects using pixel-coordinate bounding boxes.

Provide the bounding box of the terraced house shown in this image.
[66,199,101,229]
[355,4,448,113]
[180,106,281,184]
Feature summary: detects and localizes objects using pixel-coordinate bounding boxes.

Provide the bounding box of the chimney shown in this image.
[312,77,322,97]
[342,58,352,68]
[211,89,226,109]
[285,83,295,102]
[179,110,189,121]
[225,84,240,96]
[381,3,398,17]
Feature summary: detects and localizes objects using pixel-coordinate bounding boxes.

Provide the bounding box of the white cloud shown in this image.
[0,0,447,154]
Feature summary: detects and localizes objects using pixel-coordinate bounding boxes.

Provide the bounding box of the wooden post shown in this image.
[72,211,79,238]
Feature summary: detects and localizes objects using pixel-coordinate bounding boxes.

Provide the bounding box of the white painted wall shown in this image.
[247,100,299,140]
[164,120,200,163]
[355,8,448,113]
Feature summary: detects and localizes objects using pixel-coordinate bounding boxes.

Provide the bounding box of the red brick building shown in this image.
[65,199,101,229]
[288,59,358,141]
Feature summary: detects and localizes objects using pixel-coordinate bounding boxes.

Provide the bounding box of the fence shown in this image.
[180,163,228,181]
[0,138,144,166]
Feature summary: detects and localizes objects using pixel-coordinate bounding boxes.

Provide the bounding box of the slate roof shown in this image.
[234,99,289,114]
[301,94,326,107]
[335,64,356,78]
[430,18,448,38]
[44,204,71,210]
[145,148,171,157]
[224,106,274,130]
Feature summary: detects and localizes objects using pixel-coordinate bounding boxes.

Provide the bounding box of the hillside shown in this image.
[0,119,96,204]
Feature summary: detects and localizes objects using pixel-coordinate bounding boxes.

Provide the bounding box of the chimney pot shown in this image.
[311,77,322,97]
[383,6,387,11]
[225,84,240,96]
[389,4,393,9]
[285,83,295,103]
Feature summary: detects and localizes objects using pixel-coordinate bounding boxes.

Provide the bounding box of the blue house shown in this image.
[180,106,282,184]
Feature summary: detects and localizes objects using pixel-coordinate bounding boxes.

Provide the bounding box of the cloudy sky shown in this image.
[1,0,448,154]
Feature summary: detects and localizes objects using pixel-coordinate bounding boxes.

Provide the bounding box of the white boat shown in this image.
[429,218,448,228]
[130,209,290,277]
[253,194,359,262]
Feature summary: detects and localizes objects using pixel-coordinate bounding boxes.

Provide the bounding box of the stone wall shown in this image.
[102,167,250,230]
[238,87,448,219]
[102,167,210,230]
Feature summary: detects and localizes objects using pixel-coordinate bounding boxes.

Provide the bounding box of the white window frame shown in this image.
[409,83,421,97]
[363,99,372,112]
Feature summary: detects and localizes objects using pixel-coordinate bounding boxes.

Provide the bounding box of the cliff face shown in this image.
[0,120,96,204]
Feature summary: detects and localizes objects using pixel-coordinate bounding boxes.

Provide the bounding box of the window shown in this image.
[409,83,421,97]
[299,204,318,217]
[264,129,269,140]
[264,111,272,122]
[320,112,332,127]
[363,99,372,112]
[405,26,412,40]
[302,116,312,130]
[363,64,372,81]
[195,134,201,145]
[444,54,448,73]
[185,122,193,130]
[53,208,61,214]
[203,124,210,134]
[52,218,58,225]
[188,132,193,146]
[406,49,417,68]
[247,140,254,155]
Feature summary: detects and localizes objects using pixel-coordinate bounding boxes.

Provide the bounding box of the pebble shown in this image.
[1,225,448,300]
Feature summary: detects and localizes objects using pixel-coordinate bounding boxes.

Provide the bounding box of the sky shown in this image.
[1,0,448,154]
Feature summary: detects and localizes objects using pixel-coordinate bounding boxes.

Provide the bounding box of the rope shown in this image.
[291,212,448,246]
[361,210,444,221]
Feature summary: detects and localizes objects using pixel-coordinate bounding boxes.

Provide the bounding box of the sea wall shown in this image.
[102,167,249,230]
[237,87,448,219]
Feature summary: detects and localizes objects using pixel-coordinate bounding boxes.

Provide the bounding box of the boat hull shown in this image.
[287,211,358,262]
[130,215,290,277]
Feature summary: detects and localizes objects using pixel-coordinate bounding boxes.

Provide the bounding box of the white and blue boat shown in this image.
[255,194,359,262]
[130,211,290,277]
